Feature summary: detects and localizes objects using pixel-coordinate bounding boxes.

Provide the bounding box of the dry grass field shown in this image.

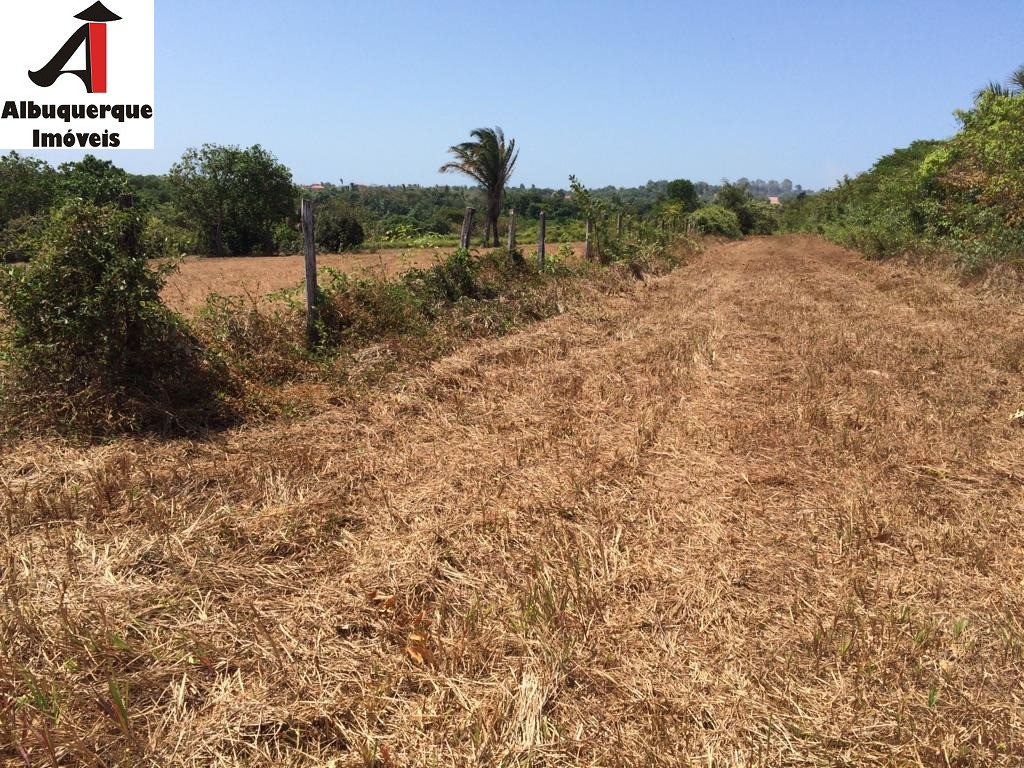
[3,235,1024,766]
[161,243,588,313]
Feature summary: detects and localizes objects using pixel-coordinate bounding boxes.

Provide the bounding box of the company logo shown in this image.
[0,0,154,150]
[30,2,122,94]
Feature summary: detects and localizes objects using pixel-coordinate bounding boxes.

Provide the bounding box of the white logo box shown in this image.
[0,1,154,150]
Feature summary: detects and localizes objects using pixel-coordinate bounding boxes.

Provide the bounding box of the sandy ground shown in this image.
[162,243,588,313]
[3,235,1023,766]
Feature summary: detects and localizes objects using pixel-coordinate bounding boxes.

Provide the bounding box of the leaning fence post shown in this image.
[302,199,318,348]
[537,211,546,270]
[507,208,517,256]
[584,218,593,261]
[460,207,475,250]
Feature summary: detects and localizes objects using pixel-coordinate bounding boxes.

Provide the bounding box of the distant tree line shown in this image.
[0,140,802,262]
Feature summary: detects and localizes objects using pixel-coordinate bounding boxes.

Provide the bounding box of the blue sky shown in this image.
[24,0,1024,190]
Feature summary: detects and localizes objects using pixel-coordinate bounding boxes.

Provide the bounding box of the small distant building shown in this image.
[310,183,326,191]
[768,196,782,207]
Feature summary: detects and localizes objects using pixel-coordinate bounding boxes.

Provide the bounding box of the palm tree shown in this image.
[440,127,518,247]
[975,80,1010,102]
[974,65,1024,103]
[1010,64,1024,94]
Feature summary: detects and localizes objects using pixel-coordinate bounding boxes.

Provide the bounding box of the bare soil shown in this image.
[3,235,1023,766]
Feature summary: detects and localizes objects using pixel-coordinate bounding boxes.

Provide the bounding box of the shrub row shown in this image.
[0,201,689,439]
[782,87,1024,269]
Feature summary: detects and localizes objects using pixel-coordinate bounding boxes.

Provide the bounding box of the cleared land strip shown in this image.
[3,235,1023,766]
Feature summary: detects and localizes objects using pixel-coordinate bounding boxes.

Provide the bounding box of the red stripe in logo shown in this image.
[89,23,107,93]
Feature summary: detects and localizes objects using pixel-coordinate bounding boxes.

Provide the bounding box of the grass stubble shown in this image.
[1,235,1023,765]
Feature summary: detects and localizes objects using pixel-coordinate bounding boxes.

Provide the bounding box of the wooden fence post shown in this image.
[507,208,517,256]
[537,211,546,270]
[302,199,319,348]
[460,207,475,250]
[584,218,593,261]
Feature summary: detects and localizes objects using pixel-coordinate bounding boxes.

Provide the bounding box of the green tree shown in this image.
[315,201,365,252]
[715,182,779,236]
[170,144,295,256]
[439,127,518,247]
[57,155,129,206]
[0,152,57,228]
[666,178,699,212]
[716,182,755,234]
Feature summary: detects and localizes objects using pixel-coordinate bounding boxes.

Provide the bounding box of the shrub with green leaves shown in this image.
[315,204,365,252]
[317,267,425,345]
[0,200,229,434]
[713,182,779,235]
[401,249,483,307]
[143,209,199,259]
[0,152,57,230]
[273,221,303,255]
[688,205,742,238]
[0,213,47,263]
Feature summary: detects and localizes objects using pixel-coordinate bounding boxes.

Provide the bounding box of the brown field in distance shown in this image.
[161,242,588,312]
[3,235,1024,765]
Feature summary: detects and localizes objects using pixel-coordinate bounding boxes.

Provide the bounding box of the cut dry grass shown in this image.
[2,235,1023,765]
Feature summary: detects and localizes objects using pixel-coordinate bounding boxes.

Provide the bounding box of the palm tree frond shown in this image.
[975,81,1010,103]
[1009,64,1024,94]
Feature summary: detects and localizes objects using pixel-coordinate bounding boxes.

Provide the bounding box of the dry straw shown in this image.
[2,235,1023,765]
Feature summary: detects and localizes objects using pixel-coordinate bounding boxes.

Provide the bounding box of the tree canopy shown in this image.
[0,152,57,229]
[666,179,699,212]
[170,144,295,256]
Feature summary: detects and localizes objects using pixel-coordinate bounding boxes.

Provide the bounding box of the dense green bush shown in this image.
[170,144,296,256]
[0,214,47,263]
[318,268,425,344]
[0,200,229,434]
[144,209,199,259]
[401,249,484,307]
[0,152,56,229]
[273,221,302,254]
[714,182,778,235]
[780,141,944,258]
[315,205,365,252]
[688,205,742,238]
[57,155,130,206]
[745,200,781,235]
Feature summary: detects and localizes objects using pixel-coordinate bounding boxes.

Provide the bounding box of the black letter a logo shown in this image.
[29,2,121,93]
